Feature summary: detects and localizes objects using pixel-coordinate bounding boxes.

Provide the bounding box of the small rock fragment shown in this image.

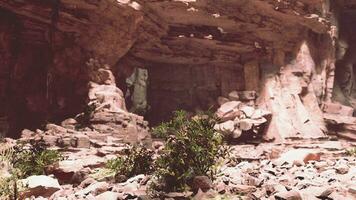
[335,163,349,174]
[46,123,67,133]
[75,181,109,196]
[96,191,122,200]
[275,190,302,200]
[75,134,91,148]
[191,176,213,192]
[228,91,240,101]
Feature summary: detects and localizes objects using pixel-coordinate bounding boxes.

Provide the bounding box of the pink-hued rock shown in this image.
[275,190,302,200]
[75,182,109,197]
[96,191,122,200]
[228,91,240,101]
[191,176,213,192]
[258,43,326,142]
[276,149,321,166]
[349,185,356,195]
[61,118,78,130]
[216,101,241,121]
[73,134,91,148]
[214,120,235,134]
[236,91,257,101]
[322,102,354,116]
[21,175,61,198]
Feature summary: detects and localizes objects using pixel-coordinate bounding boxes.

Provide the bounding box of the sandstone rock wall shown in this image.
[0,0,143,137]
[0,0,353,140]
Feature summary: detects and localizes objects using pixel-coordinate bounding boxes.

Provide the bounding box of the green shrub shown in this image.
[151,110,226,192]
[0,139,61,199]
[76,103,96,128]
[11,139,63,178]
[106,145,153,182]
[151,110,189,139]
[0,176,17,200]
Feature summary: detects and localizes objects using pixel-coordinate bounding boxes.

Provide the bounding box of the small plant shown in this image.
[105,145,153,182]
[151,110,226,192]
[151,110,189,139]
[0,142,18,199]
[0,175,18,200]
[346,147,356,157]
[11,139,63,178]
[76,102,96,128]
[0,140,62,199]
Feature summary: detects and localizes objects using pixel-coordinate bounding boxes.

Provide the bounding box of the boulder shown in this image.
[230,184,257,194]
[335,163,349,174]
[216,101,241,121]
[214,120,235,135]
[316,187,334,199]
[276,149,321,166]
[46,124,67,134]
[48,160,88,184]
[237,119,254,131]
[236,91,257,101]
[73,134,91,148]
[228,91,240,101]
[42,135,59,146]
[79,177,97,188]
[348,185,356,195]
[61,118,78,130]
[232,128,242,139]
[75,182,109,197]
[191,176,213,192]
[21,175,61,198]
[21,129,35,139]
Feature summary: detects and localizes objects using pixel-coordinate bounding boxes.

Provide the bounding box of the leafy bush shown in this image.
[151,110,226,192]
[11,139,63,178]
[76,102,96,128]
[0,139,61,199]
[106,145,153,182]
[0,176,18,200]
[151,110,188,139]
[0,174,26,200]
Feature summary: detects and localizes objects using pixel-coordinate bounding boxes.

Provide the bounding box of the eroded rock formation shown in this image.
[0,0,143,137]
[1,1,356,199]
[0,0,355,141]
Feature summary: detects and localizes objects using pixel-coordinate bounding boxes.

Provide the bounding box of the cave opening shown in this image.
[119,60,250,127]
[333,1,356,109]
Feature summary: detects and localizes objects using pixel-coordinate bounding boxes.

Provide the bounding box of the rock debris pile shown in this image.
[3,134,355,200]
[214,90,271,140]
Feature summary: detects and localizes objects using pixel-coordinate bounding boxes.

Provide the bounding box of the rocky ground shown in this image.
[2,83,356,200]
[2,120,355,200]
[1,1,356,199]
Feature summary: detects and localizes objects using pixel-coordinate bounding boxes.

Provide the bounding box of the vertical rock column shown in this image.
[83,59,150,144]
[258,42,327,142]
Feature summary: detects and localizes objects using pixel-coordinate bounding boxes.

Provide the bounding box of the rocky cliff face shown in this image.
[0,0,143,136]
[0,0,354,141]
